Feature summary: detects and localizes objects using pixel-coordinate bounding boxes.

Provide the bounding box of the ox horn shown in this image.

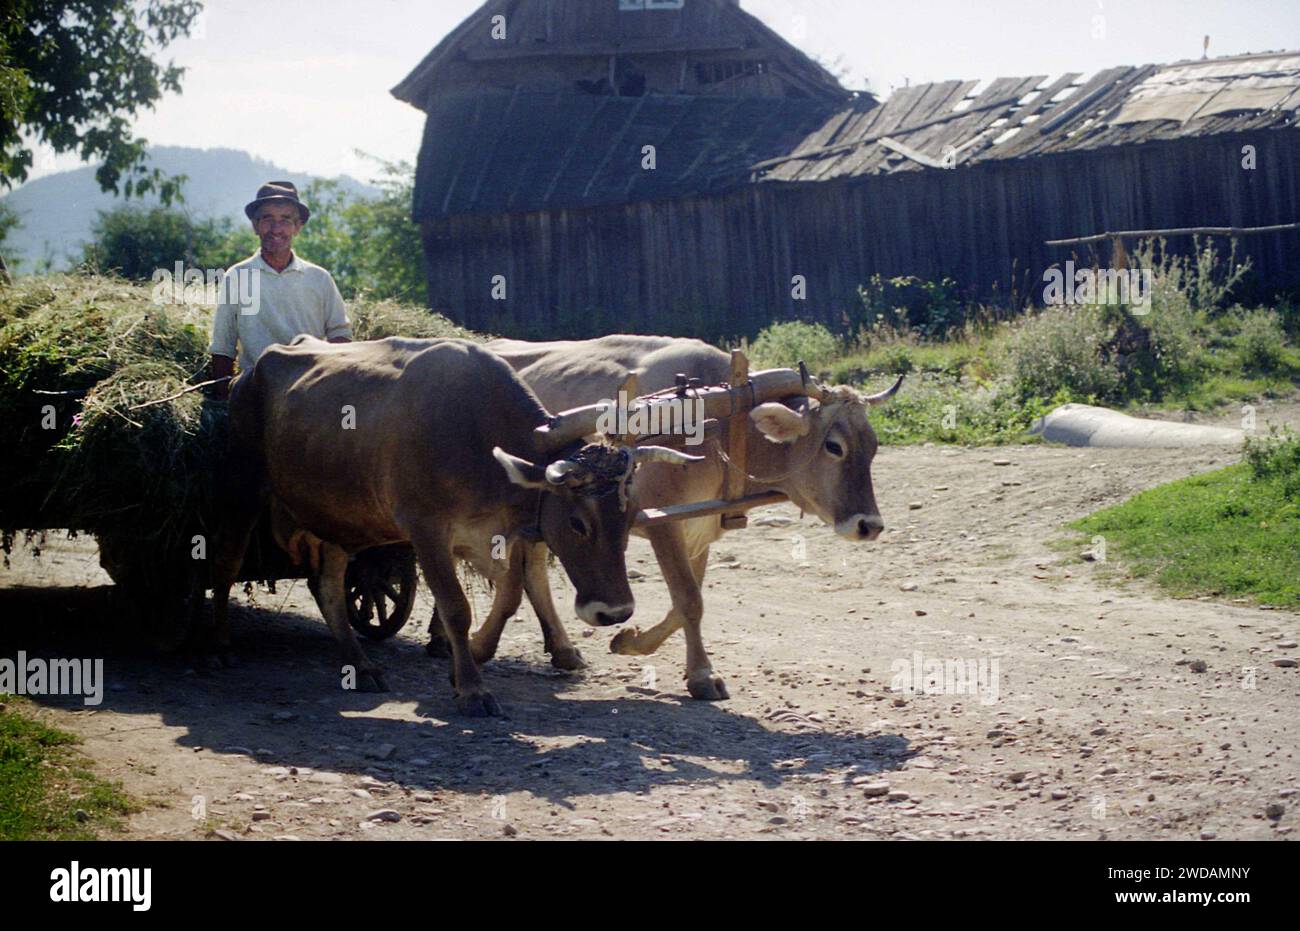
[545,460,582,485]
[861,374,905,407]
[632,446,705,468]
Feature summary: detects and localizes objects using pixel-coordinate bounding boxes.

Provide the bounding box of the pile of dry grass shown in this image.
[350,296,484,342]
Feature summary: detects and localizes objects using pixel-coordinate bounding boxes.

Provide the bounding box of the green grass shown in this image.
[0,697,136,839]
[864,372,1063,446]
[1070,462,1300,608]
[807,307,1299,447]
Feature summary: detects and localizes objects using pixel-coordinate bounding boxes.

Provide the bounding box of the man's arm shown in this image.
[209,354,235,400]
[322,272,353,344]
[208,276,240,399]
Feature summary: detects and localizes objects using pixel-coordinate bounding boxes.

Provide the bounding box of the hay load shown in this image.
[0,276,212,539]
[0,272,482,585]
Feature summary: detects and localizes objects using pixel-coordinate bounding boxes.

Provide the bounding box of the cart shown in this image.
[97,503,420,647]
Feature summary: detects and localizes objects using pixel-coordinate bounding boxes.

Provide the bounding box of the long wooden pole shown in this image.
[1046,222,1300,247]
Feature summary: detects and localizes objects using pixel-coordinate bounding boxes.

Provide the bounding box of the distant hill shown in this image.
[0,147,380,272]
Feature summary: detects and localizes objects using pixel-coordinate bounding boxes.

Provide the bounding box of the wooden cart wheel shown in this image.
[345,545,418,641]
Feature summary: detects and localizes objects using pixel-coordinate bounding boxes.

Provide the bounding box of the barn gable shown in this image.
[391,0,849,107]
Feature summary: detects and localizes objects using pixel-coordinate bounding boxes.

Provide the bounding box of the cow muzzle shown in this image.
[576,600,634,627]
[836,513,884,542]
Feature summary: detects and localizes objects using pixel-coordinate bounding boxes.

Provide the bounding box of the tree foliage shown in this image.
[0,202,19,252]
[81,206,227,279]
[0,0,202,202]
[293,157,426,303]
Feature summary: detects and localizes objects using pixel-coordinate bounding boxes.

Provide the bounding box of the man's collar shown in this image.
[252,250,305,274]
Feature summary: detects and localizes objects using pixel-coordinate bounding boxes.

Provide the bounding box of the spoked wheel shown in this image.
[345,544,418,641]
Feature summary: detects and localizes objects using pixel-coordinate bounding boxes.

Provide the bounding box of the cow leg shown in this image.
[609,541,706,657]
[520,542,586,671]
[411,530,501,716]
[426,606,452,658]
[611,526,727,701]
[315,543,387,692]
[468,544,525,666]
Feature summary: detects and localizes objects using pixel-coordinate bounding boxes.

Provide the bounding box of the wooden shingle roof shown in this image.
[412,89,840,219]
[757,51,1300,183]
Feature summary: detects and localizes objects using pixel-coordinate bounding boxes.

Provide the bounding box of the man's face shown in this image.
[253,202,303,254]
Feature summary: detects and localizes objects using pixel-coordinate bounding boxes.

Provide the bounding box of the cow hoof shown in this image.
[687,674,730,701]
[550,646,587,671]
[609,628,645,656]
[456,691,502,717]
[425,637,452,659]
[356,669,389,693]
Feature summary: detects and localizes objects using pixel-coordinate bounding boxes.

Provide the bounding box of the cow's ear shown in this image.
[494,447,548,489]
[751,403,810,444]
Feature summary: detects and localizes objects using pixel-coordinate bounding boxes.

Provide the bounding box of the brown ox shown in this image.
[430,335,900,701]
[210,336,696,716]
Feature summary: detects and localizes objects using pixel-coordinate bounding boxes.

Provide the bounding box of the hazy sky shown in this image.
[20,0,1300,187]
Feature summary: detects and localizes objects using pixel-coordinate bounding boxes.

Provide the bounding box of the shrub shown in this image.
[1003,305,1120,403]
[81,206,230,280]
[874,341,915,375]
[1133,236,1251,318]
[1276,296,1300,340]
[868,371,1066,446]
[1235,308,1288,374]
[1245,429,1300,500]
[749,321,839,372]
[857,274,964,339]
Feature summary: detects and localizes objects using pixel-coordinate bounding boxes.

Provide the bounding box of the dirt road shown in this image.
[4,411,1298,840]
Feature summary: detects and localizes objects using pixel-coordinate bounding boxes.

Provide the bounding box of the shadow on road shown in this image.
[0,583,912,806]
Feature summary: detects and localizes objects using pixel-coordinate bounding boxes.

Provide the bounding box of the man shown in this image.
[208,181,352,398]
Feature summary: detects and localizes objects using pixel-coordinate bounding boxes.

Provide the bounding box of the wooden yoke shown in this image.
[721,349,750,531]
[535,366,810,452]
[534,354,818,530]
[615,371,640,447]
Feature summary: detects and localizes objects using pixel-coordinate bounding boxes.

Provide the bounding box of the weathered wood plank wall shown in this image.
[421,131,1300,340]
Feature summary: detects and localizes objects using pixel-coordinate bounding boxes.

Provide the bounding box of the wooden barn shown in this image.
[393,1,1300,339]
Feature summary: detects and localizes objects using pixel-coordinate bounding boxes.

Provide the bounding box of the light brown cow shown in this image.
[431,335,900,701]
[209,335,696,716]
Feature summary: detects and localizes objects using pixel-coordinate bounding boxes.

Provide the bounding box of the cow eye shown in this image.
[569,516,589,537]
[824,440,845,458]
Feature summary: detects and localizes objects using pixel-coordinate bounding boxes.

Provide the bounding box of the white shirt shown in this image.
[208,251,352,371]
